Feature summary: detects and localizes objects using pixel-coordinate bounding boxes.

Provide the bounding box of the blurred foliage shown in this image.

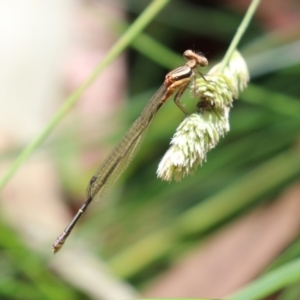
[0,220,80,300]
[1,0,300,299]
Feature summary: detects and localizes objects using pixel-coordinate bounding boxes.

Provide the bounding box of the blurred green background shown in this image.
[1,0,300,299]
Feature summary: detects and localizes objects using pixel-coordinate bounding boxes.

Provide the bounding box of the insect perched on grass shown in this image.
[52,50,208,253]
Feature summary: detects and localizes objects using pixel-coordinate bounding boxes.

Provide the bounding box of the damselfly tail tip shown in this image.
[52,245,60,254]
[52,246,58,254]
[52,242,62,254]
[52,232,67,254]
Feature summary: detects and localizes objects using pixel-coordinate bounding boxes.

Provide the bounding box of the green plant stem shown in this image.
[229,257,300,300]
[220,0,261,71]
[0,0,170,191]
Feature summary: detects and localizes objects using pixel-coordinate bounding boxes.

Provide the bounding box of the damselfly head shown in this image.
[183,49,208,68]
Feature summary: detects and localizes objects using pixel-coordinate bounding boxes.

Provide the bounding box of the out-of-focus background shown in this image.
[0,0,300,299]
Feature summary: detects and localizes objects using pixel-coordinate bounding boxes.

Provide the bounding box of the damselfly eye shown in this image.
[197,55,208,67]
[183,49,195,58]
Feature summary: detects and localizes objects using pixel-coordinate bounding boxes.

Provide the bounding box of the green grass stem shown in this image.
[220,0,261,71]
[229,257,300,300]
[0,0,170,191]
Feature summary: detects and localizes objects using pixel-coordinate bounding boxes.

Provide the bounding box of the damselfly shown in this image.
[52,50,208,253]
